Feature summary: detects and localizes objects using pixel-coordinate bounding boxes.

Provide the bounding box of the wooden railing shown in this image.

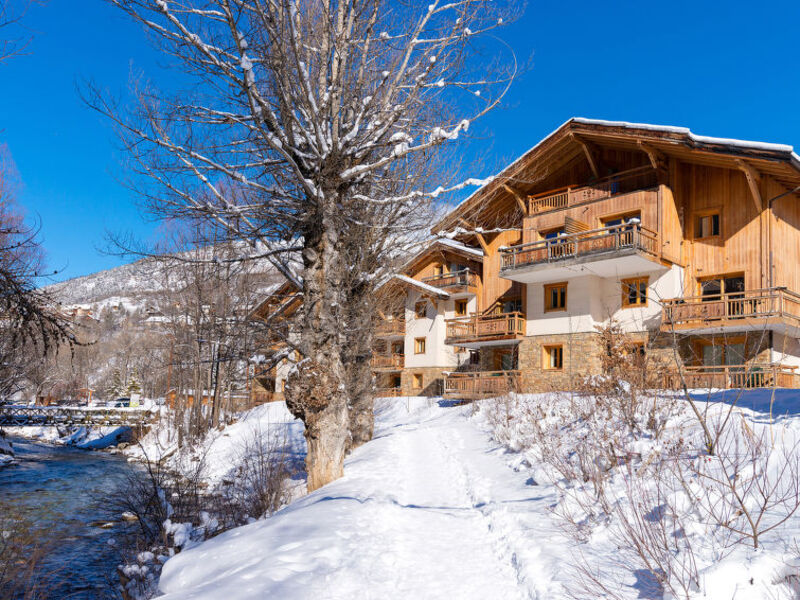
[661,288,800,329]
[376,318,406,336]
[445,312,525,343]
[422,269,479,291]
[376,387,403,397]
[500,223,659,271]
[664,364,800,390]
[443,370,521,398]
[371,354,405,369]
[528,166,658,214]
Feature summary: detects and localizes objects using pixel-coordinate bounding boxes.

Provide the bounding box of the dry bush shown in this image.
[675,412,800,551]
[216,427,295,523]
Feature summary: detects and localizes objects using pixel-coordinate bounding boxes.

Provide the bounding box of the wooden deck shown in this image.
[664,364,800,389]
[371,354,405,370]
[376,318,406,337]
[500,223,659,272]
[527,166,658,215]
[445,312,525,346]
[661,288,800,332]
[443,370,521,399]
[421,269,479,294]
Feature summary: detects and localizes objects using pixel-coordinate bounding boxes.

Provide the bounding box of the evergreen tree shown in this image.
[126,369,142,397]
[106,369,124,400]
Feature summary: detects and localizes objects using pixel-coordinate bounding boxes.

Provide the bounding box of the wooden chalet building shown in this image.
[255,118,800,400]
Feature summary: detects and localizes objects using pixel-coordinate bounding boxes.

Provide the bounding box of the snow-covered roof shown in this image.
[434,117,800,233]
[572,118,798,156]
[392,274,450,299]
[435,238,484,258]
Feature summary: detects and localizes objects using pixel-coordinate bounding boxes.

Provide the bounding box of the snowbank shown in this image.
[4,425,133,449]
[128,400,305,486]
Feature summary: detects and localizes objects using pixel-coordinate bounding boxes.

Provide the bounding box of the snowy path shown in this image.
[157,399,570,600]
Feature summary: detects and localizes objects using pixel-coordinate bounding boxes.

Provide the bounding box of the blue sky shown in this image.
[1,0,799,281]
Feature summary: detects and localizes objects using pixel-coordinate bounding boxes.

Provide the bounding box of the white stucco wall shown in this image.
[525,265,685,335]
[404,289,470,368]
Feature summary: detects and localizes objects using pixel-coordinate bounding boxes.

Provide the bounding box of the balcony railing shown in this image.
[371,354,405,370]
[445,312,525,345]
[421,269,479,292]
[528,166,658,214]
[661,288,800,330]
[500,223,659,271]
[376,318,406,337]
[375,387,403,397]
[664,364,800,390]
[443,370,521,399]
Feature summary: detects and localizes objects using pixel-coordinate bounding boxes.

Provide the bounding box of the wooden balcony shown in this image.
[421,269,479,295]
[500,223,662,283]
[371,353,405,370]
[376,318,405,337]
[664,364,800,390]
[528,166,658,215]
[661,288,800,335]
[376,387,404,397]
[445,312,525,347]
[443,370,521,399]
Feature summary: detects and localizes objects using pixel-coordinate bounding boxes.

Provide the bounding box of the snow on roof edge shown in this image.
[572,118,796,154]
[435,117,800,232]
[393,274,451,298]
[435,238,484,258]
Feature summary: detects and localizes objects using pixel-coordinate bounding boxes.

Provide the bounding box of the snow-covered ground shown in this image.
[128,400,306,486]
[155,397,569,599]
[150,391,800,600]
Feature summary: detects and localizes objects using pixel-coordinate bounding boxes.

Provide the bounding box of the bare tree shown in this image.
[0,147,71,403]
[88,0,519,489]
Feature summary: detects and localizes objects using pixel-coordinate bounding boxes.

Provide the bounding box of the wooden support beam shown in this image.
[737,160,763,212]
[571,133,601,179]
[502,183,528,216]
[638,141,668,173]
[457,218,489,254]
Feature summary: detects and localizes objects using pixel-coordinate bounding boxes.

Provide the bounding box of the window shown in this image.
[412,373,424,389]
[414,300,427,318]
[700,275,744,298]
[391,341,404,355]
[696,338,746,367]
[469,351,480,366]
[499,297,522,314]
[621,277,648,308]
[543,345,563,370]
[602,212,641,229]
[541,227,565,240]
[414,337,426,354]
[695,212,721,238]
[455,299,468,316]
[544,282,567,312]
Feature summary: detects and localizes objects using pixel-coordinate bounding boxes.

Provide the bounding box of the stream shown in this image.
[0,436,141,599]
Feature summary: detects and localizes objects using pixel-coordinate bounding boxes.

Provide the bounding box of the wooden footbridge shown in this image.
[0,405,155,427]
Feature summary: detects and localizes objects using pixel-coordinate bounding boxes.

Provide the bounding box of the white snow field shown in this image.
[157,398,568,600]
[156,392,800,599]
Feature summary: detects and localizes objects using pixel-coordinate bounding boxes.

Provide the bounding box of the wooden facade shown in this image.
[250,118,800,400]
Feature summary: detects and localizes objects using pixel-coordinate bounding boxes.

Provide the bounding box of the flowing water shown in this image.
[0,436,141,599]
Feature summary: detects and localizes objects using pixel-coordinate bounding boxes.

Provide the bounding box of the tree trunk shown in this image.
[343,274,376,451]
[285,203,350,491]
